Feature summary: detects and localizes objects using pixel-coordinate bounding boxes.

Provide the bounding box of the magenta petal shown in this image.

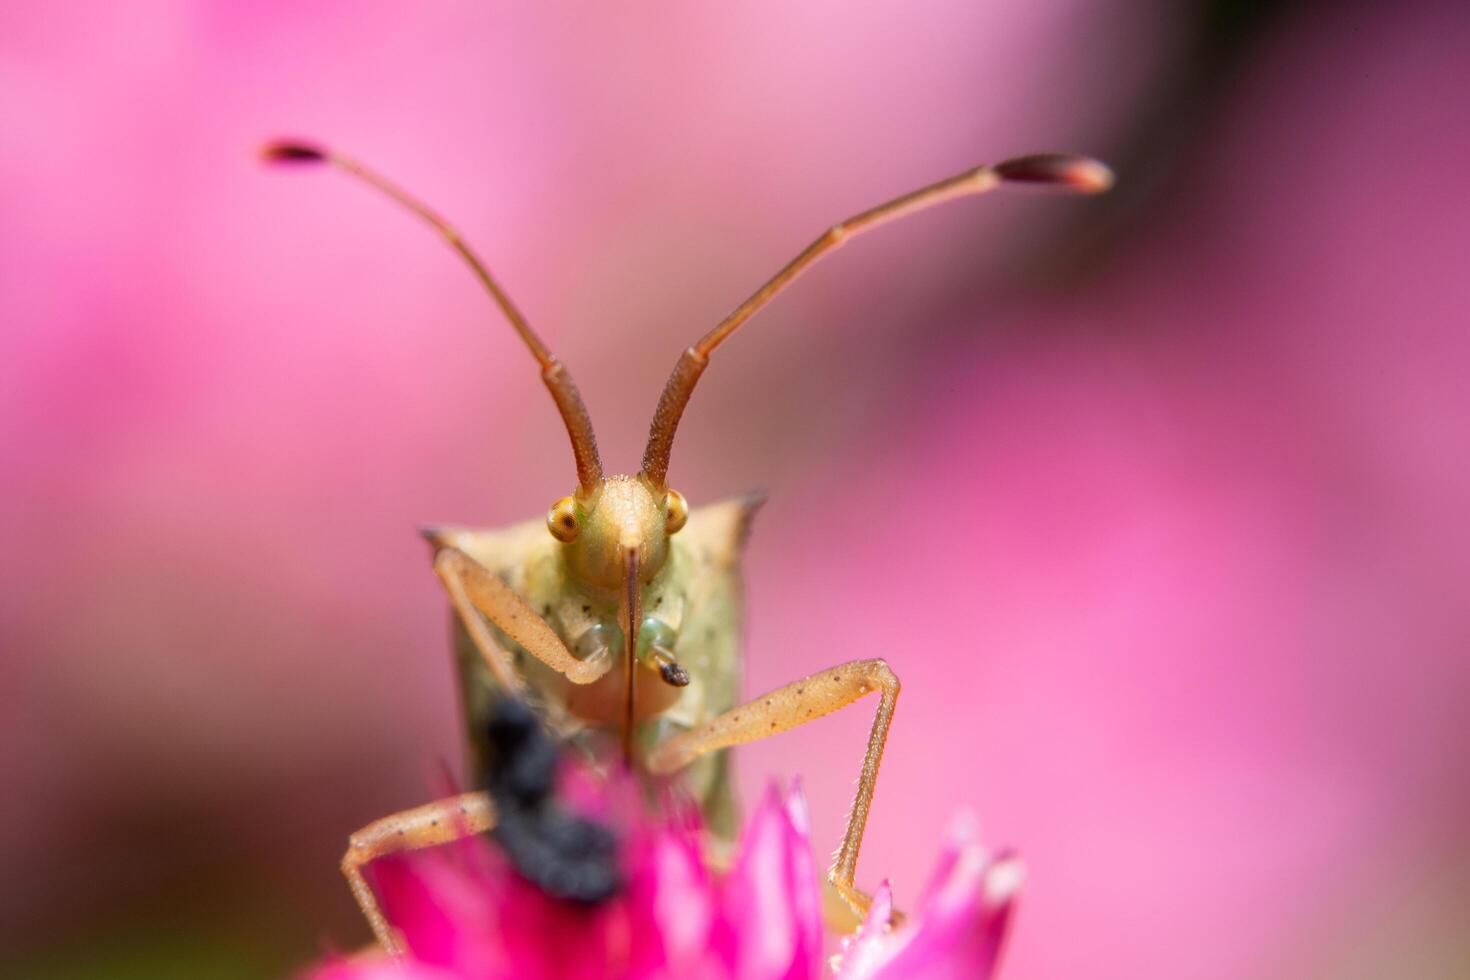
[305,956,462,980]
[499,874,624,980]
[837,818,1022,980]
[835,880,896,979]
[626,826,716,977]
[781,782,824,972]
[370,845,505,977]
[884,851,1018,979]
[718,784,822,980]
[367,808,631,980]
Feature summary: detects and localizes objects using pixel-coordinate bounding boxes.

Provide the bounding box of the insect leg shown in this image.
[433,547,613,686]
[340,791,495,954]
[646,658,900,922]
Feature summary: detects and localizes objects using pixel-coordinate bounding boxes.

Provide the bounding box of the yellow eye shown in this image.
[664,488,689,535]
[547,496,579,542]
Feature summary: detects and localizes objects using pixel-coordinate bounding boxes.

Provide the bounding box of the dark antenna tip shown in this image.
[994,153,1114,194]
[260,140,328,165]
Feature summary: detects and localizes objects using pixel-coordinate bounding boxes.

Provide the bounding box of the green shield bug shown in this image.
[264,139,1112,949]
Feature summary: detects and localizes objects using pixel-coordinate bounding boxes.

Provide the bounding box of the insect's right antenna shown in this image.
[262,140,604,493]
[639,153,1114,489]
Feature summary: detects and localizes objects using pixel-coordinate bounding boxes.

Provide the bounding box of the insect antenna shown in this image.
[261,140,604,493]
[639,152,1115,488]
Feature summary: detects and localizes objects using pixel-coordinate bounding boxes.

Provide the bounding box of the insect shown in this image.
[264,139,1112,950]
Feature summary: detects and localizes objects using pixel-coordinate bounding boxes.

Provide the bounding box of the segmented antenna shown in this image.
[262,140,604,493]
[639,153,1115,489]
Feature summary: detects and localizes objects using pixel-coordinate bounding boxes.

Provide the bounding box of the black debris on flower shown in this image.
[482,696,622,904]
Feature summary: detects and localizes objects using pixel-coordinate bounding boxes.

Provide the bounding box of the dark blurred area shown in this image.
[4,1,1468,977]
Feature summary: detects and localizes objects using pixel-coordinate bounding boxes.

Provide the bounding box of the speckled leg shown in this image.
[647,658,900,920]
[434,547,614,687]
[340,791,495,954]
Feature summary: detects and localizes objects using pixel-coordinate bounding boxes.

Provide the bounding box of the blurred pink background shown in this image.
[3,1,1467,977]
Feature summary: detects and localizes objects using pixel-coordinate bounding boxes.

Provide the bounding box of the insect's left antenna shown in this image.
[262,139,603,493]
[639,153,1114,489]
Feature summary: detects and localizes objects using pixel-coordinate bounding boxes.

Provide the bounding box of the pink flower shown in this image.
[309,786,1019,980]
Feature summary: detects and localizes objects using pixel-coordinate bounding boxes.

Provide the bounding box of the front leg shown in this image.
[646,659,900,921]
[434,546,613,687]
[341,791,495,954]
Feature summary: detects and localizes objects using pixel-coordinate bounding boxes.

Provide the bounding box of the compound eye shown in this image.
[547,496,579,543]
[664,488,689,535]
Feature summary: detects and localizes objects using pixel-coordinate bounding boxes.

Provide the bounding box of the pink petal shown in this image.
[492,870,627,980]
[836,818,1022,980]
[370,831,624,980]
[626,825,717,977]
[370,844,506,977]
[305,956,462,980]
[834,880,896,979]
[781,782,824,972]
[718,784,823,980]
